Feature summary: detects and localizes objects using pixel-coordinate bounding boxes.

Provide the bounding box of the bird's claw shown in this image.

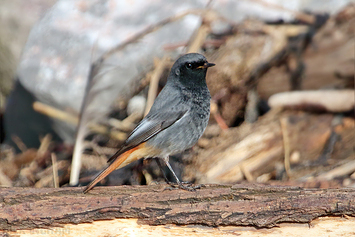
[163,182,205,191]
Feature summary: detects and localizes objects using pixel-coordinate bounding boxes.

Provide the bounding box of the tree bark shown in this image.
[1,184,354,231]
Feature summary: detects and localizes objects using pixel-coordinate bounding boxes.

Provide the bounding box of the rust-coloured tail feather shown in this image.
[83,147,139,193]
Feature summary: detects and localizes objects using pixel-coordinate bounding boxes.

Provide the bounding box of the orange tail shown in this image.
[83,146,140,193]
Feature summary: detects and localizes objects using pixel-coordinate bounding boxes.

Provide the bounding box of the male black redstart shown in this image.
[84,53,215,193]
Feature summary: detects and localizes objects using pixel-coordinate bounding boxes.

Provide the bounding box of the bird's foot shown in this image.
[164,182,205,191]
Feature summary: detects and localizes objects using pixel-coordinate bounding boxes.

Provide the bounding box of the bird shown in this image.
[83,53,215,193]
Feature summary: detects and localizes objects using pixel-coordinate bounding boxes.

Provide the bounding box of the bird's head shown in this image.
[169,53,215,88]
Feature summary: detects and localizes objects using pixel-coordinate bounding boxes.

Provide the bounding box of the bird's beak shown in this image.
[197,62,216,69]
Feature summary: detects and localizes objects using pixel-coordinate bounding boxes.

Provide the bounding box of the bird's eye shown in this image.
[186,63,192,69]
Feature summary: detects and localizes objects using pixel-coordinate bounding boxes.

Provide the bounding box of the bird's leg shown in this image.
[155,158,191,186]
[155,158,174,185]
[160,157,203,191]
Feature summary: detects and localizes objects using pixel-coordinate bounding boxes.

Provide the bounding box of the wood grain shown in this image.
[1,184,354,231]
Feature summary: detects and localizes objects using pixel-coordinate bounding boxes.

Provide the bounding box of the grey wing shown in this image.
[107,109,188,163]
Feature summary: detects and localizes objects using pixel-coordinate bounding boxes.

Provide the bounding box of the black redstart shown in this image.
[84,53,215,193]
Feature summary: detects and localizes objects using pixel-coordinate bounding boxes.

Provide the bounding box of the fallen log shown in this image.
[1,184,354,232]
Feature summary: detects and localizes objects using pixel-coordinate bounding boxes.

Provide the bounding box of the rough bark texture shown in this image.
[1,184,354,231]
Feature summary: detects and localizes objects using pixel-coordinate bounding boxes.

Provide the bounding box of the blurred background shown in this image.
[0,0,354,189]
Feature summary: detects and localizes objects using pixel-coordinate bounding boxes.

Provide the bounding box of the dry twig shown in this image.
[11,135,27,153]
[144,56,169,115]
[33,101,78,125]
[210,101,229,130]
[280,117,291,178]
[51,153,59,188]
[33,101,127,141]
[248,0,316,24]
[316,160,355,181]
